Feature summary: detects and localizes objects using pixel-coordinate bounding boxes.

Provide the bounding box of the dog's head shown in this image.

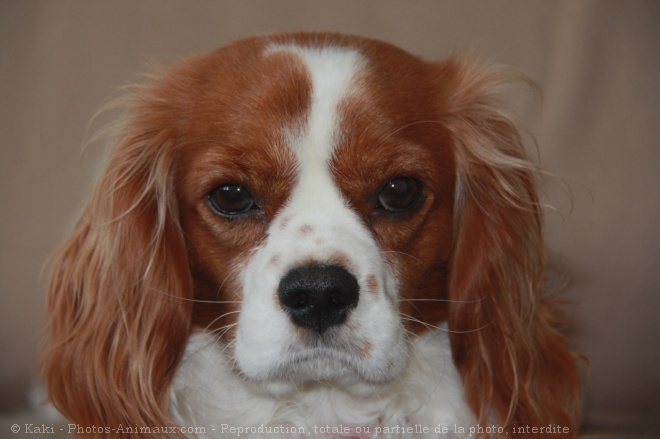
[43,33,581,436]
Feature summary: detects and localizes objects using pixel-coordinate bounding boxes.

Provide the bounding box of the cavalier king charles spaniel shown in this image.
[42,33,582,438]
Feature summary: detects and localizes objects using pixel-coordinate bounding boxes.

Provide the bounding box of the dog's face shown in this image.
[43,33,582,434]
[175,36,455,392]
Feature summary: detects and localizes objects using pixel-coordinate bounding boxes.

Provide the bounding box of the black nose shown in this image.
[278,264,359,334]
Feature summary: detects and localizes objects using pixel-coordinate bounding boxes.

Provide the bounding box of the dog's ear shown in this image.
[41,89,193,434]
[439,59,582,435]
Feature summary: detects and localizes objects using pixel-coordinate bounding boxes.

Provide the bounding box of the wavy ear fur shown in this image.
[41,90,193,436]
[441,59,582,436]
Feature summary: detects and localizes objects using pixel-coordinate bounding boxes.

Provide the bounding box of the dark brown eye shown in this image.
[378,177,423,212]
[207,184,255,217]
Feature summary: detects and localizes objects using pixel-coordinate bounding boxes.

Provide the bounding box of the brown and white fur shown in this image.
[42,33,582,438]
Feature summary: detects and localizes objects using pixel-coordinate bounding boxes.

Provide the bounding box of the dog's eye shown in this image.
[378,177,423,212]
[207,184,255,217]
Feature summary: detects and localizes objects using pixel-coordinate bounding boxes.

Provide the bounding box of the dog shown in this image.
[41,33,582,438]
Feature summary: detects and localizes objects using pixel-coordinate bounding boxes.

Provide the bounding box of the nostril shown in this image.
[282,290,308,309]
[329,289,353,308]
[278,264,359,333]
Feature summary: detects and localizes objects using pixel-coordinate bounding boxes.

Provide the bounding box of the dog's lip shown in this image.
[279,343,399,379]
[286,343,359,365]
[273,356,365,388]
[270,344,363,373]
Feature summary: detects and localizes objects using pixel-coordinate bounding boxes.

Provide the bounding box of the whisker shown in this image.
[208,322,238,338]
[399,313,441,332]
[148,287,242,304]
[201,310,242,334]
[381,250,423,265]
[215,272,236,299]
[206,326,238,349]
[399,313,493,334]
[400,297,486,304]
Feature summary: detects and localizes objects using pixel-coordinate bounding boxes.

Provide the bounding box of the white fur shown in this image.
[171,44,474,438]
[171,330,473,438]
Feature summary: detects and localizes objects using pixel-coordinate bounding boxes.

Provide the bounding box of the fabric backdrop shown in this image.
[1,1,658,436]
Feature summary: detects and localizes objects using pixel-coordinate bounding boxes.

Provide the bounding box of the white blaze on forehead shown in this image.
[235,45,407,386]
[265,44,365,203]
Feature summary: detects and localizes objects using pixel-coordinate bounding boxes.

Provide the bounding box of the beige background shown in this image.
[1,0,659,436]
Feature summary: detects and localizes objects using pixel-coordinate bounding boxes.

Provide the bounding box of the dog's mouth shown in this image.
[248,348,400,398]
[234,324,410,397]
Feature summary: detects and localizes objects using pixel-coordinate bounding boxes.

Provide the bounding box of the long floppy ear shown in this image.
[41,91,192,435]
[441,59,582,435]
